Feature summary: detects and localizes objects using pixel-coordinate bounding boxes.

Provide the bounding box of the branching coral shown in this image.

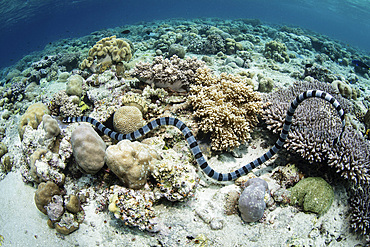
[350,183,370,242]
[132,55,206,92]
[188,67,263,151]
[48,90,82,118]
[262,80,370,184]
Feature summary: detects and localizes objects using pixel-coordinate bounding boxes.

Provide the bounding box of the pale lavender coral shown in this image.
[262,80,370,184]
[350,183,370,242]
[238,178,269,222]
[46,195,64,221]
[132,55,206,92]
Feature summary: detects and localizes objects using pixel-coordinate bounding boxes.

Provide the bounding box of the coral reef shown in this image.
[264,40,290,63]
[121,93,148,114]
[289,177,334,215]
[105,140,159,189]
[132,55,206,92]
[113,106,145,135]
[188,67,263,151]
[18,102,50,140]
[80,36,132,72]
[350,183,370,242]
[71,124,106,174]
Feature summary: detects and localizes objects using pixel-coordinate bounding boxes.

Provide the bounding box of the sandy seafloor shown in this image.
[0,18,369,246]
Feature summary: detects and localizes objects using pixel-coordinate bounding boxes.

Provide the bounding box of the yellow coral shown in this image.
[121,94,148,114]
[80,35,132,72]
[18,102,50,140]
[189,67,263,151]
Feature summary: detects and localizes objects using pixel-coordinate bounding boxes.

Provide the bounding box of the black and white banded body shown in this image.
[63,90,345,181]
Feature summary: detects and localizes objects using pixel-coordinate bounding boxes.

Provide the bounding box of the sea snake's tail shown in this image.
[63,90,345,181]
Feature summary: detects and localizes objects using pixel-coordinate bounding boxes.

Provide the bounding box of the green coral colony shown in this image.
[0,18,370,244]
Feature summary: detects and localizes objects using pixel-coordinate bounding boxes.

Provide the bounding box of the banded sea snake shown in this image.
[63,90,345,181]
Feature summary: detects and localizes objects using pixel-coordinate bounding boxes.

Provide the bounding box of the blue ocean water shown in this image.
[0,0,369,69]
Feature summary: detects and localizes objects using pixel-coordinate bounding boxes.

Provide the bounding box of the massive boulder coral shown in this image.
[71,124,106,174]
[132,55,206,92]
[264,40,290,63]
[105,140,159,189]
[188,67,263,151]
[262,80,370,184]
[80,35,132,72]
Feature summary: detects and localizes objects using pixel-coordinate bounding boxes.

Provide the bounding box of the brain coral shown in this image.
[132,55,206,92]
[18,102,50,140]
[113,106,145,135]
[188,67,263,151]
[80,35,132,72]
[105,140,159,189]
[71,124,106,174]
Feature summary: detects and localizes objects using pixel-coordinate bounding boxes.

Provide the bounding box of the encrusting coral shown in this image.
[80,35,132,72]
[264,40,290,63]
[188,67,263,151]
[132,55,206,92]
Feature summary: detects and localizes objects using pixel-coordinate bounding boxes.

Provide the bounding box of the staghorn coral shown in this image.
[80,36,132,72]
[350,183,370,242]
[188,67,263,151]
[262,80,370,184]
[132,55,206,92]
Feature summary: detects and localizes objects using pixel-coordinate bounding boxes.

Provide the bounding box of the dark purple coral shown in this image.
[350,183,370,242]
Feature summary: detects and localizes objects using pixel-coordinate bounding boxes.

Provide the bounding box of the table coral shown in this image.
[188,67,263,151]
[80,35,132,73]
[132,55,206,92]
